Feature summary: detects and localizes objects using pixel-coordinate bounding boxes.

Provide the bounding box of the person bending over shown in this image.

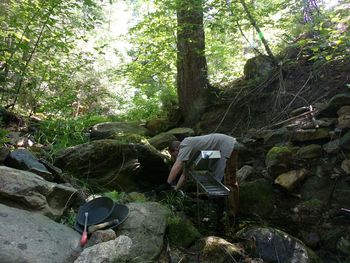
[160,133,240,215]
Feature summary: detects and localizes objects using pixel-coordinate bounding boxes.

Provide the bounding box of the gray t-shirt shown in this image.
[177,133,237,181]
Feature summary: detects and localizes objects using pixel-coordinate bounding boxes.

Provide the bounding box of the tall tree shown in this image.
[176,0,209,124]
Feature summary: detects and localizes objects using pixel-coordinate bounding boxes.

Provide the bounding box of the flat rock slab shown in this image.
[0,204,80,263]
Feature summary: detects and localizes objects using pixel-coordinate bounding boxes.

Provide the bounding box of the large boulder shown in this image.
[89,122,149,141]
[4,149,53,181]
[0,203,80,263]
[117,202,171,261]
[265,146,297,176]
[237,227,319,263]
[244,55,274,80]
[167,216,200,247]
[148,132,177,150]
[53,140,170,191]
[74,235,133,263]
[0,166,77,218]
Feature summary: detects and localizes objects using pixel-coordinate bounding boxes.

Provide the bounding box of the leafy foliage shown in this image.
[34,114,122,155]
[1,0,349,149]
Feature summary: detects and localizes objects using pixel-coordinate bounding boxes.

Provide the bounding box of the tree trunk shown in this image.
[176,0,209,124]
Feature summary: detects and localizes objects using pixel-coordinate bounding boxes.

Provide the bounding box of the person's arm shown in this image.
[175,172,187,191]
[167,160,183,184]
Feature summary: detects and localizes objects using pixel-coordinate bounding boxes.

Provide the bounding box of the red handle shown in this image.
[80,232,88,247]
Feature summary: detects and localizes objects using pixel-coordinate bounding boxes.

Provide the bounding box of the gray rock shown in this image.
[261,128,290,145]
[237,165,255,183]
[148,132,177,150]
[4,149,52,180]
[244,55,274,79]
[74,235,133,263]
[297,144,323,159]
[0,166,77,218]
[117,202,171,261]
[340,131,350,150]
[0,203,80,263]
[337,114,350,129]
[165,127,195,140]
[237,227,319,263]
[323,139,340,154]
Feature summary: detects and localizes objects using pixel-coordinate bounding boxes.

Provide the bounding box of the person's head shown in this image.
[168,141,180,159]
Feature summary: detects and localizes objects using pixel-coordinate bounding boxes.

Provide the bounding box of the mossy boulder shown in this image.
[53,139,169,191]
[239,178,275,217]
[244,55,274,80]
[89,121,149,141]
[265,146,296,176]
[168,216,200,247]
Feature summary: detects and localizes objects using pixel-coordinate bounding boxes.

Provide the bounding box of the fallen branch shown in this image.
[258,108,317,130]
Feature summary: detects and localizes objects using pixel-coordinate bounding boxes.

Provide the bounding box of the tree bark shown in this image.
[176,0,209,124]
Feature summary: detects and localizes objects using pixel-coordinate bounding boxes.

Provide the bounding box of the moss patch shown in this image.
[239,179,275,217]
[168,216,200,247]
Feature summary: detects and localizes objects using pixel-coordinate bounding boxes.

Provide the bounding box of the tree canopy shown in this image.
[0,0,349,121]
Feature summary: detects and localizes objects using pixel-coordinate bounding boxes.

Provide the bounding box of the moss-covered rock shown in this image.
[53,139,169,191]
[89,121,149,141]
[265,146,296,176]
[239,178,275,217]
[168,216,200,247]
